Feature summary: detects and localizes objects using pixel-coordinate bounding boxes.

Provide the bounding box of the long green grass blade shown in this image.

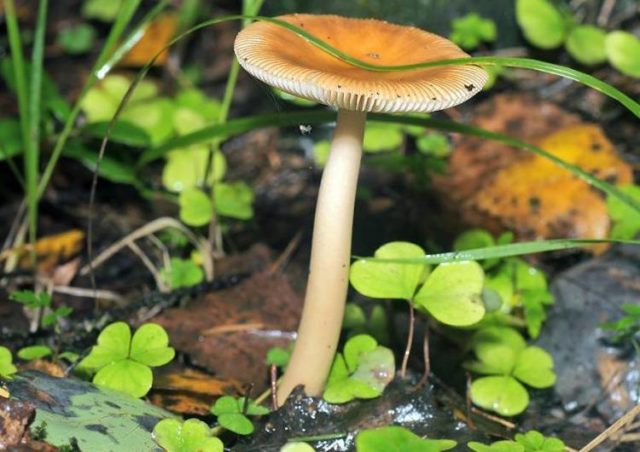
[255,17,640,118]
[4,0,30,162]
[355,238,640,264]
[138,110,640,215]
[37,0,145,199]
[25,0,48,247]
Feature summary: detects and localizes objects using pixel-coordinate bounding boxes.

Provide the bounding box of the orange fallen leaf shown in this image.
[467,124,632,245]
[120,13,177,67]
[14,230,85,274]
[151,368,243,415]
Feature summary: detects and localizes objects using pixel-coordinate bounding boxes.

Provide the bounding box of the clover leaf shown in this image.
[210,396,269,435]
[468,440,525,452]
[414,261,485,326]
[0,346,17,377]
[179,188,213,227]
[607,185,640,240]
[363,123,404,153]
[17,345,52,361]
[161,258,204,289]
[350,242,427,300]
[515,430,565,451]
[356,426,456,452]
[162,148,227,193]
[449,13,496,50]
[78,322,174,398]
[324,334,395,404]
[153,418,223,452]
[214,181,254,220]
[466,327,556,416]
[469,430,565,452]
[10,290,51,309]
[516,0,567,50]
[565,25,607,66]
[605,31,640,78]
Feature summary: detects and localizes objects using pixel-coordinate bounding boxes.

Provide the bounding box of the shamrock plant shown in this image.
[516,0,640,77]
[454,230,553,338]
[153,418,223,452]
[356,426,456,452]
[324,334,395,404]
[468,430,565,452]
[210,396,269,435]
[161,257,205,290]
[465,327,556,416]
[78,322,175,398]
[350,241,485,376]
[449,13,497,50]
[607,185,640,240]
[601,304,640,351]
[10,290,73,332]
[0,346,17,378]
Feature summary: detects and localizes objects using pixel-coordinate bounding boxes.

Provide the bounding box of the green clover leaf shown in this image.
[350,242,427,300]
[449,13,496,50]
[179,188,214,227]
[515,430,565,451]
[153,418,223,452]
[466,327,555,416]
[607,185,640,240]
[516,0,567,49]
[414,261,485,326]
[0,346,17,377]
[161,258,204,289]
[78,322,174,398]
[17,345,52,361]
[468,440,525,452]
[470,375,530,417]
[210,396,268,435]
[214,181,255,220]
[324,334,395,404]
[356,426,456,452]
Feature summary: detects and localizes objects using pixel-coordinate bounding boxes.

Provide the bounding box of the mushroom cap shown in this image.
[235,14,488,113]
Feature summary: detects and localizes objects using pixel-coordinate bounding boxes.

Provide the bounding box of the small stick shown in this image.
[269,231,302,274]
[270,364,278,411]
[400,303,415,379]
[201,322,265,336]
[580,404,640,451]
[52,285,123,302]
[597,0,616,26]
[416,325,430,388]
[127,241,168,292]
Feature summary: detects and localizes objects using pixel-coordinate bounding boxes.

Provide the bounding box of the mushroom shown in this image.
[234,14,488,404]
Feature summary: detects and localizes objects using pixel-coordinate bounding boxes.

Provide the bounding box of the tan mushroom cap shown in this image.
[235,14,488,113]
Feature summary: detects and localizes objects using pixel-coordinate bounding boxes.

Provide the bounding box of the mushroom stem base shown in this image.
[277,109,366,404]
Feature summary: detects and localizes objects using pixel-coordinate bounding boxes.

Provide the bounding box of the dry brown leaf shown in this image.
[13,230,85,275]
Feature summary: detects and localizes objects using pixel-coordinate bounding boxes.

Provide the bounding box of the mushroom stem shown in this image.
[277,109,366,404]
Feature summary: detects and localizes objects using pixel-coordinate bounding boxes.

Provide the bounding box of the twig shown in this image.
[80,217,212,280]
[270,364,278,411]
[416,325,430,388]
[597,0,616,26]
[201,322,265,336]
[127,241,168,292]
[52,285,124,302]
[580,404,640,451]
[268,230,302,274]
[147,233,171,270]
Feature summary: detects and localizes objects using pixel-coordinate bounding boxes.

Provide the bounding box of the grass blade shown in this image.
[355,238,640,264]
[25,0,48,247]
[137,110,640,215]
[37,0,146,199]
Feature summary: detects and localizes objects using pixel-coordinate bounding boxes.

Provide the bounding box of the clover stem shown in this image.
[277,109,366,405]
[401,303,415,379]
